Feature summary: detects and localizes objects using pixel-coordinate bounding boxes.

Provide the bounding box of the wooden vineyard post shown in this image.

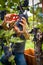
[34,40,42,65]
[34,30,43,65]
[42,0,43,13]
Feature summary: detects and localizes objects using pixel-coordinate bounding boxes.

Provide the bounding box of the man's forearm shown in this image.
[23,31,30,39]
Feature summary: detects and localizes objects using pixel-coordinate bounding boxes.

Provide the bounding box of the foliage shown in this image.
[29,5,43,32]
[37,23,43,32]
[0,0,43,65]
[0,0,23,13]
[0,28,24,65]
[0,0,28,13]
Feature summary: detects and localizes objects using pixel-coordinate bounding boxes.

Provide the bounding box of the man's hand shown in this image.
[14,17,30,39]
[14,17,27,34]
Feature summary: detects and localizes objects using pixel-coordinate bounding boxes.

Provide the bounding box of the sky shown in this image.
[29,0,40,6]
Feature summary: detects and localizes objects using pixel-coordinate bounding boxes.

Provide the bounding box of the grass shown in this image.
[25,40,43,51]
[25,40,34,50]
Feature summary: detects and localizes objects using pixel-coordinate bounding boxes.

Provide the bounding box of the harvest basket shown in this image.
[24,48,37,65]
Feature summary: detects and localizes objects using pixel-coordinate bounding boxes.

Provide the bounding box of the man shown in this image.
[1,14,29,65]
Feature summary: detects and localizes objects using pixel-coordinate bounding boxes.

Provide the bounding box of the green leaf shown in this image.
[8,55,15,62]
[37,23,43,32]
[0,30,5,38]
[4,29,15,38]
[10,37,24,43]
[12,0,20,3]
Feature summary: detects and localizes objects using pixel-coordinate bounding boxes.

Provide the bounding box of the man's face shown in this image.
[4,14,19,23]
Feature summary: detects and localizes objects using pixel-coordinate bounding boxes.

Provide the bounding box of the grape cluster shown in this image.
[22,0,29,7]
[0,10,6,20]
[3,46,12,56]
[0,29,15,65]
[0,54,11,65]
[0,44,14,65]
[0,39,6,51]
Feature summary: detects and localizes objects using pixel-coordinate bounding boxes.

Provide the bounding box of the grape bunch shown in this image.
[22,0,29,7]
[0,10,6,20]
[3,45,14,60]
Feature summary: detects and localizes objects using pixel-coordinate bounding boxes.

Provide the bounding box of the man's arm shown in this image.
[23,30,30,39]
[14,17,30,40]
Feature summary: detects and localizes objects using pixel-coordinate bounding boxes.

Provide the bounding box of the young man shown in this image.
[0,14,29,65]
